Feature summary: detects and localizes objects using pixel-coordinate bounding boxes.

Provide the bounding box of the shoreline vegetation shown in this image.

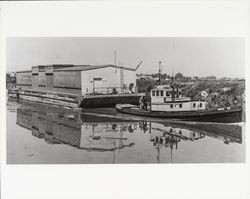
[136,74,245,111]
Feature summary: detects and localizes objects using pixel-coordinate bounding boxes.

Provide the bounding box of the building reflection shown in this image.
[16,106,242,163]
[17,108,137,152]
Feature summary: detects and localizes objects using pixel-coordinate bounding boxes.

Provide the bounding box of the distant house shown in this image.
[221,87,231,92]
[219,77,229,81]
[192,76,199,80]
[201,90,208,98]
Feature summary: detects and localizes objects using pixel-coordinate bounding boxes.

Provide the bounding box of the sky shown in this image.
[6,37,245,78]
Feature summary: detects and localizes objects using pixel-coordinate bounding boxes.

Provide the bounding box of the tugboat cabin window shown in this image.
[160,91,164,96]
[200,103,202,107]
[156,91,159,96]
[166,91,170,96]
[179,104,182,108]
[170,104,173,109]
[193,103,196,108]
[152,91,155,96]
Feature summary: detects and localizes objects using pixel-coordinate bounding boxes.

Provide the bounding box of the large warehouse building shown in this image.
[16,64,137,95]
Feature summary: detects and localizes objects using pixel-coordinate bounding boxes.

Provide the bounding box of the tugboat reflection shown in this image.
[148,122,242,163]
[16,107,242,163]
[149,123,206,163]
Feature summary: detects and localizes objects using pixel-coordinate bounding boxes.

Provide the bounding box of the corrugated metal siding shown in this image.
[39,71,46,90]
[16,71,32,90]
[46,75,53,90]
[32,75,39,89]
[53,71,81,94]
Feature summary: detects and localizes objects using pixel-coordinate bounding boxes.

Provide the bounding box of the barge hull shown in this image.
[8,89,79,108]
[80,94,143,108]
[8,89,143,108]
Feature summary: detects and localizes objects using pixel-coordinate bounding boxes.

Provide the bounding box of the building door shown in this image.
[32,75,39,90]
[46,74,53,90]
[93,78,103,94]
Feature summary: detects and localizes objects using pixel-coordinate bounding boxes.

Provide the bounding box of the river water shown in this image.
[6,99,245,164]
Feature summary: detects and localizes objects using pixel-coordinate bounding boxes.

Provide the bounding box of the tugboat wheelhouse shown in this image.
[150,85,206,112]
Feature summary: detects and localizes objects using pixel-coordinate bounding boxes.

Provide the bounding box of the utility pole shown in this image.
[114,51,117,65]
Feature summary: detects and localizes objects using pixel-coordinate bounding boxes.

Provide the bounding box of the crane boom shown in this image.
[135,60,143,70]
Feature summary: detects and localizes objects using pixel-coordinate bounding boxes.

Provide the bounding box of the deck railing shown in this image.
[91,87,138,95]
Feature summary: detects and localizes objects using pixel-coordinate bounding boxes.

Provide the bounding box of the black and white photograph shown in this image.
[1,1,249,199]
[6,37,245,164]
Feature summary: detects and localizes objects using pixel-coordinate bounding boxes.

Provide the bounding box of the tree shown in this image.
[175,73,184,79]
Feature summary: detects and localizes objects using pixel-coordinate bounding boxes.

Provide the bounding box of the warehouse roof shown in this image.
[54,64,137,72]
[16,70,32,73]
[32,64,75,69]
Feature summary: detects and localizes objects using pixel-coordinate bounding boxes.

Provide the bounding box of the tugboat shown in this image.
[116,62,243,123]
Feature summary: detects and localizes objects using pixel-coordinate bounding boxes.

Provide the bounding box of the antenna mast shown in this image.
[158,61,162,85]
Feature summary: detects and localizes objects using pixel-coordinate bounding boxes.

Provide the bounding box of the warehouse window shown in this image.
[93,77,102,81]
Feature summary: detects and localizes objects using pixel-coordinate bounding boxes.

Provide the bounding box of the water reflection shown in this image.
[15,105,242,163]
[150,124,206,163]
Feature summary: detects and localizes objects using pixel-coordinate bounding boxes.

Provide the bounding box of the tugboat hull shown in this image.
[116,104,243,123]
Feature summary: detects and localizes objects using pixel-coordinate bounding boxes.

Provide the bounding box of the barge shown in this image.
[8,89,143,108]
[8,63,143,108]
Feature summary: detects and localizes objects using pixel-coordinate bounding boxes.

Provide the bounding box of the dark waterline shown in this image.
[7,99,245,164]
